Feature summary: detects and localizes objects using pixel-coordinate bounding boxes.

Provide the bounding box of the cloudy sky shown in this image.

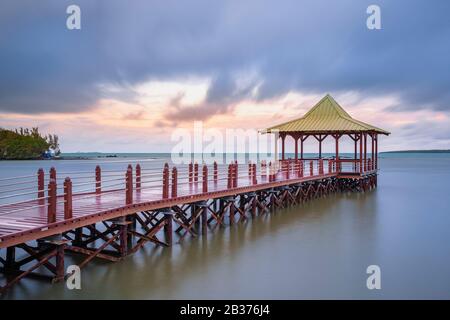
[0,0,449,152]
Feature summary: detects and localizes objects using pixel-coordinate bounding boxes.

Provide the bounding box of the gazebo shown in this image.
[264,94,390,174]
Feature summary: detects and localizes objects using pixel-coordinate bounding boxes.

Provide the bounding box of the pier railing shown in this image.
[0,158,376,226]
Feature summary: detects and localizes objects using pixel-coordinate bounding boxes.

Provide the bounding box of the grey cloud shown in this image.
[0,0,449,117]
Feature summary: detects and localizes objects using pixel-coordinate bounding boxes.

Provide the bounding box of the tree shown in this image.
[0,127,61,160]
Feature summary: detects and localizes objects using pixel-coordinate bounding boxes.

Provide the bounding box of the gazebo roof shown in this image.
[264,94,390,135]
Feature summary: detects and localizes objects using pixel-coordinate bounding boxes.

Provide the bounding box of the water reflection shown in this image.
[2,156,450,299]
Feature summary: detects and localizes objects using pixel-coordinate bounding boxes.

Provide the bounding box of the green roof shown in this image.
[265,94,390,135]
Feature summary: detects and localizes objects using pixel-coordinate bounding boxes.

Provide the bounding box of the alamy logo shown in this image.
[66,265,81,290]
[366,265,381,290]
[366,5,381,30]
[66,5,81,30]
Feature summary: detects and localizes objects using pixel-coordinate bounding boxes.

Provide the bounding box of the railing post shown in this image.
[64,177,73,219]
[49,167,57,197]
[309,160,313,176]
[261,160,267,179]
[95,165,101,194]
[328,160,332,174]
[269,161,273,182]
[136,163,141,190]
[286,160,290,179]
[162,164,169,199]
[319,159,324,175]
[194,162,199,183]
[233,161,238,187]
[248,161,252,179]
[213,161,218,184]
[189,162,193,185]
[188,162,194,185]
[125,167,133,204]
[50,166,56,181]
[202,164,208,193]
[227,164,232,189]
[171,167,178,198]
[252,163,257,184]
[37,168,44,204]
[47,178,57,224]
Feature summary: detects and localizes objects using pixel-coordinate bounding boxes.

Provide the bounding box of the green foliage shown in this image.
[0,127,55,160]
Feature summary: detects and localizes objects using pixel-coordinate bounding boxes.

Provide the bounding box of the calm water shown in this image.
[1,154,450,299]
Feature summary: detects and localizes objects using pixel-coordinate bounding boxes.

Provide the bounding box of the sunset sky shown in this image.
[1,0,449,153]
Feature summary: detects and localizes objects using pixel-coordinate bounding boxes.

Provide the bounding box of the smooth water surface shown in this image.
[1,154,450,299]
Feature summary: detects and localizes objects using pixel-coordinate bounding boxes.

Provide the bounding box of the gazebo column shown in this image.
[371,133,375,170]
[363,133,367,171]
[294,134,299,160]
[300,135,306,160]
[375,134,378,169]
[359,134,363,173]
[281,133,286,161]
[313,134,327,159]
[318,136,322,159]
[350,133,358,172]
[333,134,341,173]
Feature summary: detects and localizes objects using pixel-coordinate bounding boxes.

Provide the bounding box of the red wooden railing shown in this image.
[0,157,377,227]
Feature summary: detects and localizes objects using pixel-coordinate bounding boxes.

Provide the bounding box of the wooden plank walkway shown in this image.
[0,159,374,248]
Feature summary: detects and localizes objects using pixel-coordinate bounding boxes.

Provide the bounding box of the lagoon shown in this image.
[1,153,450,299]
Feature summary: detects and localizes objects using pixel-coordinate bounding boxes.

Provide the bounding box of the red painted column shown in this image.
[233,162,238,187]
[364,133,367,171]
[371,133,375,171]
[37,168,44,204]
[300,136,304,160]
[162,165,169,199]
[64,177,72,219]
[298,160,303,178]
[335,135,340,173]
[50,166,56,181]
[309,160,313,176]
[171,167,177,198]
[188,162,193,184]
[359,133,363,174]
[227,164,232,189]
[252,163,257,184]
[202,165,208,193]
[135,164,141,190]
[213,161,218,184]
[375,134,378,169]
[286,160,290,179]
[281,134,286,160]
[47,178,57,223]
[194,162,199,183]
[318,135,322,159]
[294,135,299,161]
[126,166,133,204]
[95,165,101,194]
[261,160,267,179]
[268,161,273,182]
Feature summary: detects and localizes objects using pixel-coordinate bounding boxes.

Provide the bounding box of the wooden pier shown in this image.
[0,94,389,294]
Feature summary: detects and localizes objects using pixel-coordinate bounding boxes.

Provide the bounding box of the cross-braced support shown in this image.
[0,238,66,295]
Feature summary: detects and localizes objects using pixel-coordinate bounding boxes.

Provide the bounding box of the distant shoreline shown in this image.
[381,149,450,154]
